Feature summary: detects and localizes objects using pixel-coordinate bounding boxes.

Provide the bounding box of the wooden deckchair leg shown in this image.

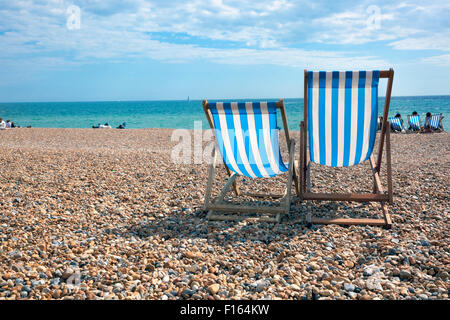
[306,162,311,193]
[293,161,300,197]
[204,147,217,211]
[304,126,309,194]
[386,125,393,205]
[381,202,392,229]
[299,122,305,200]
[282,139,296,218]
[376,69,394,173]
[279,100,299,197]
[299,121,309,195]
[369,155,393,229]
[225,166,240,196]
[215,173,237,203]
[204,147,239,221]
[207,173,238,221]
[372,151,378,194]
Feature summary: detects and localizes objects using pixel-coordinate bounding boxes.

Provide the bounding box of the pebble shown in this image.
[347,292,357,299]
[363,267,375,277]
[181,289,195,298]
[399,270,412,280]
[61,268,74,280]
[207,284,220,295]
[344,283,355,292]
[345,261,354,268]
[253,280,270,293]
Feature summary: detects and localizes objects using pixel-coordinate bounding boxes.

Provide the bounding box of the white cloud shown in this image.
[309,5,419,45]
[0,0,391,70]
[308,1,449,47]
[0,0,448,72]
[389,33,450,51]
[421,54,450,66]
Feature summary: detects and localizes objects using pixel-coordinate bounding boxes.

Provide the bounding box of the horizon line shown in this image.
[1,94,450,104]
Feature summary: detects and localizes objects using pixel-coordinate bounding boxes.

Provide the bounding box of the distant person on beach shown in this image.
[377,116,383,131]
[117,122,126,129]
[99,122,111,129]
[0,118,6,130]
[5,120,11,128]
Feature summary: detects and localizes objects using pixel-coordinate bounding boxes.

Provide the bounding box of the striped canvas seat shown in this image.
[307,71,380,167]
[390,117,404,131]
[209,102,289,178]
[408,115,421,131]
[427,114,442,130]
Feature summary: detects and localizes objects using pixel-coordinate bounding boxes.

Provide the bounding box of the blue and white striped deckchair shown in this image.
[202,100,299,222]
[426,114,444,131]
[389,117,404,132]
[407,115,421,132]
[300,69,395,228]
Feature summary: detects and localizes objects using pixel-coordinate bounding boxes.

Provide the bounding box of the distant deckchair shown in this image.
[389,117,404,132]
[407,115,422,132]
[425,113,444,131]
[299,69,394,228]
[202,100,299,222]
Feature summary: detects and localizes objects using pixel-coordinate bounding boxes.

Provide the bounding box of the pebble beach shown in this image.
[0,128,448,300]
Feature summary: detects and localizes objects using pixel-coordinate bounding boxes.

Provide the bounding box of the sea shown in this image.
[0,96,448,131]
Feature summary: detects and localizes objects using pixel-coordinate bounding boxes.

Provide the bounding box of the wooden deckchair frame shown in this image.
[202,99,299,223]
[299,69,394,228]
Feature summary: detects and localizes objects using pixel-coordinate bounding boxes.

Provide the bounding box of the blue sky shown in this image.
[0,0,449,102]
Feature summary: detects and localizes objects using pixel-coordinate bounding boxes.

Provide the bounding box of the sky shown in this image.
[0,0,449,102]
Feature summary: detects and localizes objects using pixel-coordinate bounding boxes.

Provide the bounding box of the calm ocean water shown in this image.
[0,96,448,131]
